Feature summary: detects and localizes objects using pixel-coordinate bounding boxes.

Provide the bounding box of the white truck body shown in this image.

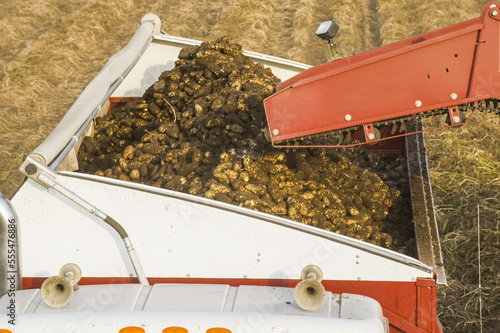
[0,15,442,333]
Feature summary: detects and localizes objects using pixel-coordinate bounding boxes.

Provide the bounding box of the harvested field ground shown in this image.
[0,0,498,331]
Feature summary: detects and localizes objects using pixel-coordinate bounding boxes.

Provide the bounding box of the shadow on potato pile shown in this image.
[77,37,415,255]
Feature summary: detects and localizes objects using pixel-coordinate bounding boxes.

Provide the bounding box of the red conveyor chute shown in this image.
[264,2,500,143]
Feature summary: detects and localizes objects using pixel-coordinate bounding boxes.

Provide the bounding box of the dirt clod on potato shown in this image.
[77,37,414,254]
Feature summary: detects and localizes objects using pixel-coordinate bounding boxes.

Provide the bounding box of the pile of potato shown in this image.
[78,37,414,253]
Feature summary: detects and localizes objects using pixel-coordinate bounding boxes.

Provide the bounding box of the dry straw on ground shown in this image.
[0,0,498,331]
[426,113,500,331]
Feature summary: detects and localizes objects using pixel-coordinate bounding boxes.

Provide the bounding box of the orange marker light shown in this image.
[163,327,188,333]
[119,327,145,333]
[206,328,232,333]
[0,330,13,333]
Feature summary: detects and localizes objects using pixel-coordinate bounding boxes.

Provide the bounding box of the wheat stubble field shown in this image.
[0,0,499,331]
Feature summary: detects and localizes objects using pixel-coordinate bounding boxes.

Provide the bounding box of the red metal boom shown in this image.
[264,2,500,144]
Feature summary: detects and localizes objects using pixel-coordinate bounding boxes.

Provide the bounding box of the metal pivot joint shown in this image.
[363,123,377,142]
[447,106,465,125]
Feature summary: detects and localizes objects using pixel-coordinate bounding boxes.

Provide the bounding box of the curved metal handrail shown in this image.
[31,15,161,166]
